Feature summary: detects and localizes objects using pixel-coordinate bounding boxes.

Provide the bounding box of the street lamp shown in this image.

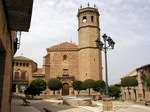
[95,33,115,97]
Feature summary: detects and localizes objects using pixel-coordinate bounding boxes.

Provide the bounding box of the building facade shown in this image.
[43,5,102,95]
[0,6,15,112]
[0,0,33,111]
[121,64,150,101]
[12,56,40,94]
[13,5,103,96]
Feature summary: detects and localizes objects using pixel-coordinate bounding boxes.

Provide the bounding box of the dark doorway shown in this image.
[0,41,6,110]
[62,83,69,95]
[12,84,16,92]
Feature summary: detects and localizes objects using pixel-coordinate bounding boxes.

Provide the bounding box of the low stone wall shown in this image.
[76,95,102,100]
[63,98,92,106]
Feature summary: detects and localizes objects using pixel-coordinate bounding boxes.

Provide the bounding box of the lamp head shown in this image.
[95,38,104,50]
[107,37,115,49]
[102,34,108,41]
[111,40,115,49]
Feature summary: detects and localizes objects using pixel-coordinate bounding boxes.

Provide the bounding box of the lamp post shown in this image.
[95,33,115,97]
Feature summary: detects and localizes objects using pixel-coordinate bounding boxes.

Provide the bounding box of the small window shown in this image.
[26,63,29,67]
[14,72,19,80]
[82,16,87,23]
[91,16,94,23]
[97,17,99,25]
[23,63,25,66]
[16,62,18,66]
[20,62,22,66]
[21,72,26,80]
[63,55,67,61]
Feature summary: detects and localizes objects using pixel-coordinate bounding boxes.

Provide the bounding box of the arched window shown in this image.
[26,63,29,67]
[16,62,18,66]
[23,63,25,67]
[21,72,26,80]
[91,16,94,23]
[20,62,22,66]
[14,72,19,80]
[82,16,87,23]
[97,17,99,25]
[63,55,67,61]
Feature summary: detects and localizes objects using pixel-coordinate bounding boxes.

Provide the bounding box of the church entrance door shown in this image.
[62,83,69,95]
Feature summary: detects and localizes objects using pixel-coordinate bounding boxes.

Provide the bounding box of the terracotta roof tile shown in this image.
[33,68,43,75]
[47,42,78,51]
[14,56,32,61]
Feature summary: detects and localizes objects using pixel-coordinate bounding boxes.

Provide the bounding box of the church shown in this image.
[13,4,102,95]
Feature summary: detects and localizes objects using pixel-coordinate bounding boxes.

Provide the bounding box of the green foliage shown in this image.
[108,85,121,99]
[146,76,150,87]
[24,85,41,99]
[121,76,138,87]
[24,78,46,98]
[30,78,47,91]
[121,76,138,100]
[93,80,106,94]
[83,79,95,96]
[72,80,83,94]
[47,78,62,95]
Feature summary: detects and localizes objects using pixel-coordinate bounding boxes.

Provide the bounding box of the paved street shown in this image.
[11,98,150,112]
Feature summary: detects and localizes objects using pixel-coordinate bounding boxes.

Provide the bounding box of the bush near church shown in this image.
[83,79,95,96]
[25,78,46,99]
[72,80,83,94]
[108,85,121,99]
[93,80,106,95]
[47,78,62,95]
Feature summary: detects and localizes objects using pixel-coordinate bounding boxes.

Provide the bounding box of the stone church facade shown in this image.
[42,5,102,95]
[13,5,102,96]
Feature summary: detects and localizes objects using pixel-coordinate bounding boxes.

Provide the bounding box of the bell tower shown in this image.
[77,4,102,81]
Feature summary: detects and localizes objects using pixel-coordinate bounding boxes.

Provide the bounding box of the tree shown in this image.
[24,78,46,99]
[121,76,138,100]
[82,79,95,96]
[93,80,106,95]
[108,85,121,99]
[47,78,62,95]
[30,78,47,91]
[146,75,150,87]
[24,85,41,99]
[72,80,83,94]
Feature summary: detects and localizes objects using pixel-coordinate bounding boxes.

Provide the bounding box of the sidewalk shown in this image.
[11,99,93,112]
[11,99,40,112]
[11,98,150,112]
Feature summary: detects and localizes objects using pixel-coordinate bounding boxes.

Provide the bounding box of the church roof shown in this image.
[14,56,32,61]
[47,42,78,51]
[32,68,44,75]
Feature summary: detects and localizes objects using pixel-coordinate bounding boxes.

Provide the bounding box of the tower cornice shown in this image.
[78,25,100,31]
[77,7,99,17]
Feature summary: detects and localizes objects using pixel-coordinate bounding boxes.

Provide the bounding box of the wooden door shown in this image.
[62,83,69,95]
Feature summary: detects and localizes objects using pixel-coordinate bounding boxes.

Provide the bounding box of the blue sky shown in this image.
[16,0,150,84]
